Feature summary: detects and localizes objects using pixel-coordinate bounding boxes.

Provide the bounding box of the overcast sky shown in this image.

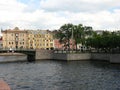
[0,0,120,30]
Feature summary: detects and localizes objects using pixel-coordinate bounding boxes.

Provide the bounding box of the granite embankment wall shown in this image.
[53,53,91,60]
[36,50,120,63]
[36,50,91,60]
[91,53,110,61]
[0,53,27,63]
[36,50,54,60]
[110,54,120,63]
[91,53,120,63]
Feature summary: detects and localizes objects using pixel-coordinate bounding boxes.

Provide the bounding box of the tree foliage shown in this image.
[85,31,120,52]
[55,23,93,50]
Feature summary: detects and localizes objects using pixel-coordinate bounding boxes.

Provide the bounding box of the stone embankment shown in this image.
[0,53,27,63]
[36,50,120,63]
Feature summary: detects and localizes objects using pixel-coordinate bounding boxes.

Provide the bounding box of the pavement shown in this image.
[0,80,11,90]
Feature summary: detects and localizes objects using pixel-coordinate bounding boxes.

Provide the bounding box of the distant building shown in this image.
[27,30,54,50]
[0,29,3,49]
[0,36,2,49]
[2,27,54,50]
[54,39,76,50]
[95,30,104,35]
[54,39,64,50]
[2,27,27,49]
[77,44,87,51]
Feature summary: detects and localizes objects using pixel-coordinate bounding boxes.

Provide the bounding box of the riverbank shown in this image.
[0,53,27,63]
[0,50,120,63]
[36,50,120,63]
[0,53,26,56]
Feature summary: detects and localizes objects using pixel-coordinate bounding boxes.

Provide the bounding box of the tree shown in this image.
[73,24,84,50]
[55,23,93,51]
[85,30,120,53]
[56,23,73,50]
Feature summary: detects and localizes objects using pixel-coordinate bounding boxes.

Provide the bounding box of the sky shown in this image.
[0,0,120,31]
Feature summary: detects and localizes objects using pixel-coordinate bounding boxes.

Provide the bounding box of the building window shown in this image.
[15,38,18,41]
[50,39,53,42]
[15,34,18,36]
[50,43,53,46]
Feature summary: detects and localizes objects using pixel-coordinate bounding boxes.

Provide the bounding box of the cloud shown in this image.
[0,0,120,31]
[0,0,26,12]
[40,0,120,12]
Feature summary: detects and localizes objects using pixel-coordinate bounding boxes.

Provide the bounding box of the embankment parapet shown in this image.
[35,50,120,63]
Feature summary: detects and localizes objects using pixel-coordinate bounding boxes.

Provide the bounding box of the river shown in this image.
[0,60,120,90]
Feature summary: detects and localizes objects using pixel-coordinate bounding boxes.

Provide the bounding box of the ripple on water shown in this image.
[0,61,120,90]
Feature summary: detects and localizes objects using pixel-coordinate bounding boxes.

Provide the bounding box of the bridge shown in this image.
[0,49,36,62]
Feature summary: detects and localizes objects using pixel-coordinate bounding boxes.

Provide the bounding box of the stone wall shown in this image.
[53,53,67,60]
[36,50,91,61]
[67,53,91,60]
[36,50,54,60]
[91,53,110,61]
[35,50,120,63]
[0,53,27,63]
[110,54,120,63]
[91,53,120,63]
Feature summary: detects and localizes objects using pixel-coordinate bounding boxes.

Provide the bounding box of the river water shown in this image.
[0,60,120,90]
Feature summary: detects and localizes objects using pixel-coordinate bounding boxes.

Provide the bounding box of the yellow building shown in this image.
[27,30,54,50]
[2,27,54,50]
[2,27,27,49]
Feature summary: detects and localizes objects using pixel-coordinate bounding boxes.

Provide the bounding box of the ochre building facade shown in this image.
[2,27,54,50]
[27,30,54,49]
[2,27,27,49]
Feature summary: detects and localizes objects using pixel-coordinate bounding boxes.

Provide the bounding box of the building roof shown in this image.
[2,27,27,33]
[27,30,49,35]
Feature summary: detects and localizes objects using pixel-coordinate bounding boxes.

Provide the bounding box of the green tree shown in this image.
[73,24,84,50]
[72,24,93,51]
[55,23,93,51]
[85,30,120,53]
[56,23,73,50]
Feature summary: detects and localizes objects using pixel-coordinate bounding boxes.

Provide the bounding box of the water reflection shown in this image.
[0,60,120,90]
